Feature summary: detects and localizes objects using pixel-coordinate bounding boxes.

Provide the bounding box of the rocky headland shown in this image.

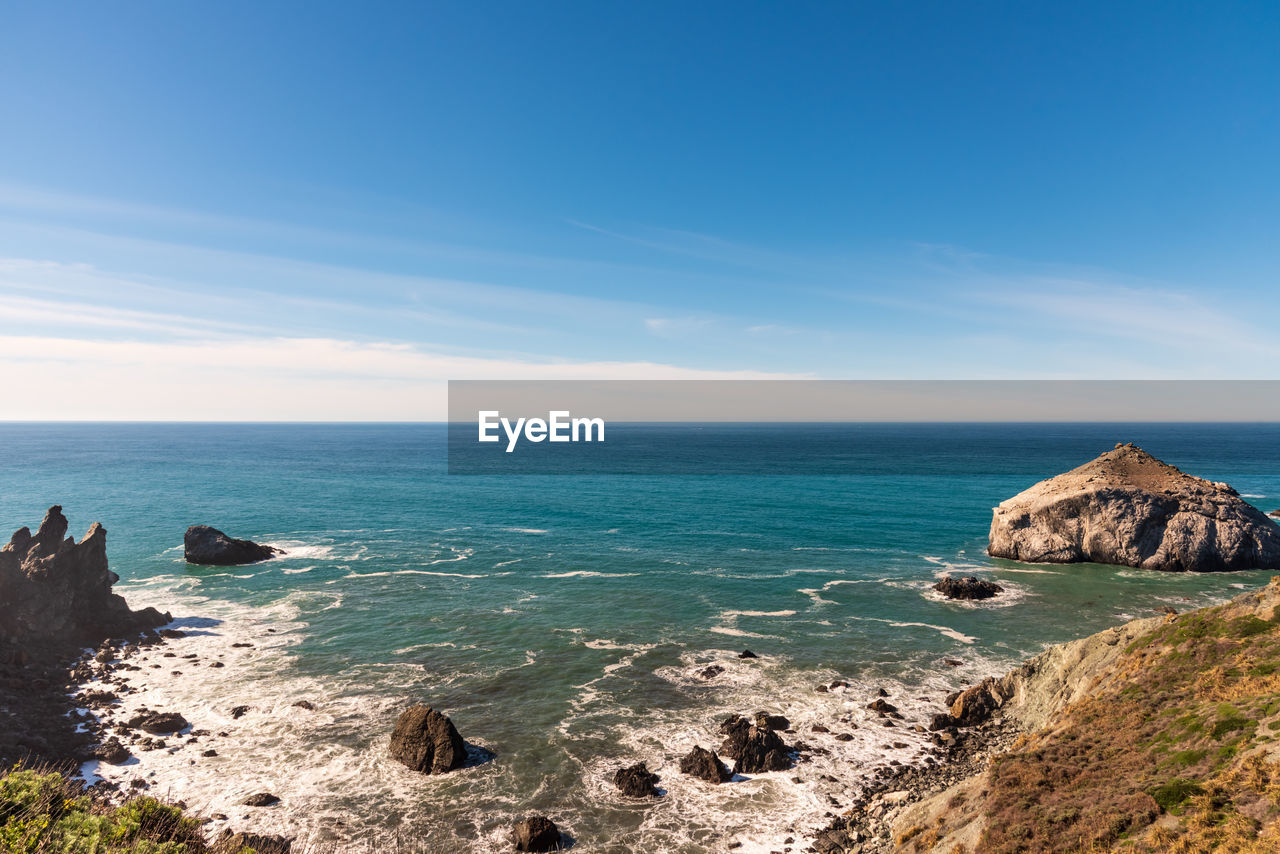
[812,578,1280,853]
[989,443,1280,571]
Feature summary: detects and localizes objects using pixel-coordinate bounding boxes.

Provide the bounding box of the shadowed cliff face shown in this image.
[0,506,170,643]
[989,443,1280,572]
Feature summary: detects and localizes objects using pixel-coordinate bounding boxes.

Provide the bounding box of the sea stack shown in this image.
[989,443,1280,572]
[0,506,170,641]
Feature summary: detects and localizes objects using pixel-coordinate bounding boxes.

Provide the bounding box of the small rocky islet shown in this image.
[183,524,283,566]
[990,442,1280,571]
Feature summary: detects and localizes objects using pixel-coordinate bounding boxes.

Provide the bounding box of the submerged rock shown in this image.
[183,525,282,566]
[388,705,466,774]
[242,792,280,807]
[613,762,660,797]
[934,575,1004,600]
[511,815,561,852]
[0,506,171,642]
[679,745,732,783]
[989,443,1280,572]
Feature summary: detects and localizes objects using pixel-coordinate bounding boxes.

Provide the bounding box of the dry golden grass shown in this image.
[973,595,1280,854]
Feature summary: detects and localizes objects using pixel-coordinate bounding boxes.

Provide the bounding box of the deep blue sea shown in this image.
[2,423,1278,853]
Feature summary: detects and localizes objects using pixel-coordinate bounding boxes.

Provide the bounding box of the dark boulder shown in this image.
[929,713,958,731]
[697,664,725,680]
[388,705,467,774]
[183,526,282,566]
[866,699,898,715]
[94,738,131,765]
[753,711,790,731]
[613,762,660,797]
[242,792,280,807]
[718,715,791,773]
[949,677,1005,726]
[128,711,189,734]
[738,649,758,659]
[679,745,731,783]
[933,575,1004,601]
[512,816,561,852]
[812,828,856,854]
[217,831,291,853]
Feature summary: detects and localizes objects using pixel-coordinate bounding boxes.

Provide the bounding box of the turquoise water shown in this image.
[2,423,1277,852]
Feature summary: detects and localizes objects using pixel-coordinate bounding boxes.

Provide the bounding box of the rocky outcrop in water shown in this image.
[512,816,561,852]
[934,575,1003,600]
[679,745,732,783]
[718,715,792,773]
[989,443,1280,572]
[183,525,282,566]
[613,762,660,797]
[0,506,170,643]
[388,705,467,774]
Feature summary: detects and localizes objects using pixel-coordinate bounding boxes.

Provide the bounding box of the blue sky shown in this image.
[1,1,1278,418]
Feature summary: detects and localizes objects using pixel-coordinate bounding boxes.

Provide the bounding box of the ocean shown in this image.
[2,422,1278,853]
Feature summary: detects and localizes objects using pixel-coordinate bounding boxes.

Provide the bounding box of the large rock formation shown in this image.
[989,443,1280,572]
[183,525,282,566]
[388,705,467,774]
[0,506,170,642]
[718,715,792,773]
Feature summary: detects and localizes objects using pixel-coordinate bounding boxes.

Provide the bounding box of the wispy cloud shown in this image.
[977,278,1280,363]
[0,334,806,420]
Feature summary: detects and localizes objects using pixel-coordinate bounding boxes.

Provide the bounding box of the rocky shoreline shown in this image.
[0,508,293,853]
[14,457,1280,854]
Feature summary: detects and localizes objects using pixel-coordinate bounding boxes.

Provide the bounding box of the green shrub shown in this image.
[1149,778,1204,812]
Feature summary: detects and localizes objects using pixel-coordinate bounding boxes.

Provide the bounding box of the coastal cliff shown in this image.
[824,578,1280,852]
[989,443,1280,572]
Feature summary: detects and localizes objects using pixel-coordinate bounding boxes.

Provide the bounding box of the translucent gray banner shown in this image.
[446,380,1280,475]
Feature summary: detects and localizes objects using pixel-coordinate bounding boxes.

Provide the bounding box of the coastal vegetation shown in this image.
[0,765,231,854]
[963,584,1280,853]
